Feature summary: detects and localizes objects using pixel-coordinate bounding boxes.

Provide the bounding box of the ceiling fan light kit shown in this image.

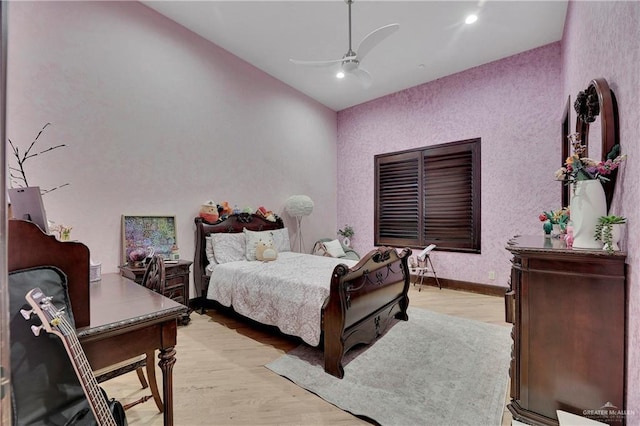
[290,0,399,88]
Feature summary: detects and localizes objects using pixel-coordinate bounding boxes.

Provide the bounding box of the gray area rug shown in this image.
[265,307,511,426]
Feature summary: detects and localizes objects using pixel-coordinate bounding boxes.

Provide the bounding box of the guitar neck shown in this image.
[25,288,117,426]
[58,317,117,426]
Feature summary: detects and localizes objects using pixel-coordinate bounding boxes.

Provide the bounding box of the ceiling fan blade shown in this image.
[356,23,399,62]
[350,67,373,89]
[289,58,344,68]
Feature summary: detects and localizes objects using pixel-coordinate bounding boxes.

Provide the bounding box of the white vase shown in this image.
[602,223,624,252]
[570,180,607,249]
[342,237,351,247]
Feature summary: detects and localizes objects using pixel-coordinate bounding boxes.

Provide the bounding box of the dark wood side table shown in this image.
[505,235,626,426]
[120,260,192,325]
[78,273,187,426]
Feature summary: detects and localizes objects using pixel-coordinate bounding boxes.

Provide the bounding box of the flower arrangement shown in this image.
[555,133,626,184]
[337,225,354,239]
[539,208,570,226]
[594,215,626,254]
[51,223,73,241]
[539,208,570,236]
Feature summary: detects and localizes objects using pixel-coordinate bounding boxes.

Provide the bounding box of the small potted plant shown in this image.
[594,215,626,254]
[337,225,354,247]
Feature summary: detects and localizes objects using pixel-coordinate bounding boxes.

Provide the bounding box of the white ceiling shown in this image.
[142,1,568,111]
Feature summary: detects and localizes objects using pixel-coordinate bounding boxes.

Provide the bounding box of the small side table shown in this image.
[120,259,192,325]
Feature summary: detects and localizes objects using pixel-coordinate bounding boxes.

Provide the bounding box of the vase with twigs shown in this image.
[8,122,70,194]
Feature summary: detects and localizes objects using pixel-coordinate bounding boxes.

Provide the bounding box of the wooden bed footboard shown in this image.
[323,246,412,378]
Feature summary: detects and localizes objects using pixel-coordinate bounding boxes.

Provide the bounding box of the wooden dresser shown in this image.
[505,236,626,426]
[120,259,192,325]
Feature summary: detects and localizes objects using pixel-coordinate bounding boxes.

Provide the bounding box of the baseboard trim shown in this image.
[411,276,507,297]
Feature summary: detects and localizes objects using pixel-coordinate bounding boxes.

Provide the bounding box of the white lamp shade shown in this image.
[285,195,314,217]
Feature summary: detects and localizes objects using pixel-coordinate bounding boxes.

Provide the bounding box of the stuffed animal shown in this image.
[256,206,276,222]
[219,201,233,218]
[255,240,278,262]
[199,200,219,223]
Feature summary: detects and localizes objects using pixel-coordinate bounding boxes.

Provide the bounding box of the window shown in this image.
[374,138,481,253]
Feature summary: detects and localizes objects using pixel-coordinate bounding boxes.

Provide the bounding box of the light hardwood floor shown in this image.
[100,285,512,425]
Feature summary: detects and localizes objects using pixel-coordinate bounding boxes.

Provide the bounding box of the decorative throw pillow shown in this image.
[244,228,275,261]
[270,228,292,253]
[324,239,347,258]
[313,241,333,257]
[211,233,246,264]
[255,240,278,262]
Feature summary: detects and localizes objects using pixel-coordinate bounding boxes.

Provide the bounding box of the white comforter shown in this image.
[207,252,357,346]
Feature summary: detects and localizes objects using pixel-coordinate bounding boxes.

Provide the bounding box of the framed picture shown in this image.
[121,215,177,264]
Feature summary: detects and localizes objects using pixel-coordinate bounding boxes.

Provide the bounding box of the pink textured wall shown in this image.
[7,1,338,285]
[562,1,640,415]
[337,43,562,288]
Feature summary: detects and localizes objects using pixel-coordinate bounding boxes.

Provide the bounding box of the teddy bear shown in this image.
[199,200,219,223]
[255,240,278,262]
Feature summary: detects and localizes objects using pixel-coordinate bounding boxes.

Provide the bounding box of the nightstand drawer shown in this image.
[166,275,186,289]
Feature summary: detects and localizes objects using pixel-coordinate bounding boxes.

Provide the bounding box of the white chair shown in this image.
[410,244,441,291]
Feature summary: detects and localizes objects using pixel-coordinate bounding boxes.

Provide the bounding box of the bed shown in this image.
[193,213,411,378]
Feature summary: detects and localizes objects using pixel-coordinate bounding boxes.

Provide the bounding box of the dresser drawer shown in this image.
[166,274,187,289]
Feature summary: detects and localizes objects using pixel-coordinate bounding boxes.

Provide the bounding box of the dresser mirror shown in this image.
[573,78,620,211]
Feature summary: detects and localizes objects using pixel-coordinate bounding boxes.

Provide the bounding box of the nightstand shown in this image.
[120,259,192,325]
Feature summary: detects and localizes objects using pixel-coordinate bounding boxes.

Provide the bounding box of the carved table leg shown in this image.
[159,346,177,426]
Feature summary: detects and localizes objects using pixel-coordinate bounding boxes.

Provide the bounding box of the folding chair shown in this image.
[410,244,441,291]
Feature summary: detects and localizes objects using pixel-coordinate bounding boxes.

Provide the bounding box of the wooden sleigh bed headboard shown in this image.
[194,213,412,378]
[193,213,284,304]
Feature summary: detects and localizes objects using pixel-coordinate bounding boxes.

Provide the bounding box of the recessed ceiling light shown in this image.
[465,14,478,25]
[336,71,345,79]
[417,64,425,70]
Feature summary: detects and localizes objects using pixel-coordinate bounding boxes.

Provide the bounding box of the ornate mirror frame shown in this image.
[573,78,620,212]
[561,96,570,208]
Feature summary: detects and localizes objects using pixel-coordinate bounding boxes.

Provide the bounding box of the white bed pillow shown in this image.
[205,236,217,272]
[324,239,346,258]
[212,233,246,264]
[205,236,216,265]
[244,228,275,261]
[270,228,291,253]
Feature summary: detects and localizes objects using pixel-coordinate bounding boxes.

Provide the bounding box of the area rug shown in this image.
[265,308,511,426]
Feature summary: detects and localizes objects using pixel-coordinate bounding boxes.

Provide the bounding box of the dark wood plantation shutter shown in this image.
[423,139,480,252]
[375,151,421,246]
[375,138,480,253]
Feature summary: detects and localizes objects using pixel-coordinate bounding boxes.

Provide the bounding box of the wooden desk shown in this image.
[77,273,187,426]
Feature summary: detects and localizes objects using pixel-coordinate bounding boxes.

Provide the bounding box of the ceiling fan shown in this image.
[289,0,399,88]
